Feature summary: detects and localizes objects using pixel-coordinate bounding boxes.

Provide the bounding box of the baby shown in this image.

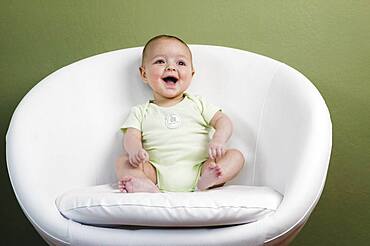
[116,35,245,193]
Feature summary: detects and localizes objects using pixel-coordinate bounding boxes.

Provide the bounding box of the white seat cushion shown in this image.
[56,184,282,227]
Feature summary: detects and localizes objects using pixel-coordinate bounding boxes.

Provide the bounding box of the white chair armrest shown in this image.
[254,63,332,240]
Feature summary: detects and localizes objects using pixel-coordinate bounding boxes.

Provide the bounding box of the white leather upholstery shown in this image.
[6,45,332,245]
[56,184,282,227]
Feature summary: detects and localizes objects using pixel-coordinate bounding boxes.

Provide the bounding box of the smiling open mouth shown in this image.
[162,76,178,83]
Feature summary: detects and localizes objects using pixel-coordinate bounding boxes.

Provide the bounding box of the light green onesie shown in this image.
[121,93,221,192]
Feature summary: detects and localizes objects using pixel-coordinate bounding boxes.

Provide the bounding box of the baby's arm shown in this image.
[123,128,149,167]
[209,111,233,160]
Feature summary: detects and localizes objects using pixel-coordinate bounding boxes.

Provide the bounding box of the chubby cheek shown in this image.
[148,69,164,82]
[180,70,193,82]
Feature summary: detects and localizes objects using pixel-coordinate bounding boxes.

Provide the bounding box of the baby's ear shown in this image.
[139,66,147,82]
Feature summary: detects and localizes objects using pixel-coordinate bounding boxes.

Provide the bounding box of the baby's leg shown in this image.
[115,154,159,193]
[197,149,245,191]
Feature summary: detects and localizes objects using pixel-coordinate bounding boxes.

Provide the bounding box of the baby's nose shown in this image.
[166,65,176,71]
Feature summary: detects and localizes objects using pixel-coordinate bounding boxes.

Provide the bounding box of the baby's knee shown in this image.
[115,154,129,168]
[227,149,245,165]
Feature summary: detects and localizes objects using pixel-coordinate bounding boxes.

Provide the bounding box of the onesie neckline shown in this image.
[149,93,189,109]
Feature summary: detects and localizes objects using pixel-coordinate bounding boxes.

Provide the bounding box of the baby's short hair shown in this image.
[141,34,193,66]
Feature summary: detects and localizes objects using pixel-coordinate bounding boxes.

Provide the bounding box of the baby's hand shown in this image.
[208,140,226,160]
[128,149,149,167]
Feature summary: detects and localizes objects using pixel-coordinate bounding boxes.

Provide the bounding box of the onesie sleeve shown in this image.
[192,95,222,126]
[120,105,144,133]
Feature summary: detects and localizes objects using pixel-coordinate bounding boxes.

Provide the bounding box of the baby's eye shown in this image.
[154,59,165,64]
[178,61,186,66]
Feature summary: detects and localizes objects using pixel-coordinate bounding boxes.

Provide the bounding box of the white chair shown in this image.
[6,45,332,245]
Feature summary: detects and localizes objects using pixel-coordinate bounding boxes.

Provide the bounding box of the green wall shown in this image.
[1,0,369,245]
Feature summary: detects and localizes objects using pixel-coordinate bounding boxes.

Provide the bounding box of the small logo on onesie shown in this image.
[165,112,181,129]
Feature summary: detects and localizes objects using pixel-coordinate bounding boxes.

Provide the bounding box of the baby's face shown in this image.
[140,38,194,103]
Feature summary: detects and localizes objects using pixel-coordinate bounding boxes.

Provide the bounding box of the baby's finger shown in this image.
[143,151,149,161]
[139,151,145,160]
[138,157,146,165]
[139,151,148,163]
[212,148,218,160]
[137,153,144,163]
[208,148,214,160]
[134,154,142,165]
[209,162,217,169]
[213,147,219,159]
[129,156,139,167]
[217,147,224,159]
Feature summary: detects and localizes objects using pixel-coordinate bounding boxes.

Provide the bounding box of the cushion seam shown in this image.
[62,204,277,212]
[252,63,281,184]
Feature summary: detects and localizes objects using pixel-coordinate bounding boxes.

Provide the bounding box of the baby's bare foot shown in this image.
[119,176,160,193]
[197,162,223,191]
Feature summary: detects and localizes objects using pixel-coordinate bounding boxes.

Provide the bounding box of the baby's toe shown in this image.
[118,183,125,191]
[121,176,133,182]
[119,186,127,193]
[215,166,223,177]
